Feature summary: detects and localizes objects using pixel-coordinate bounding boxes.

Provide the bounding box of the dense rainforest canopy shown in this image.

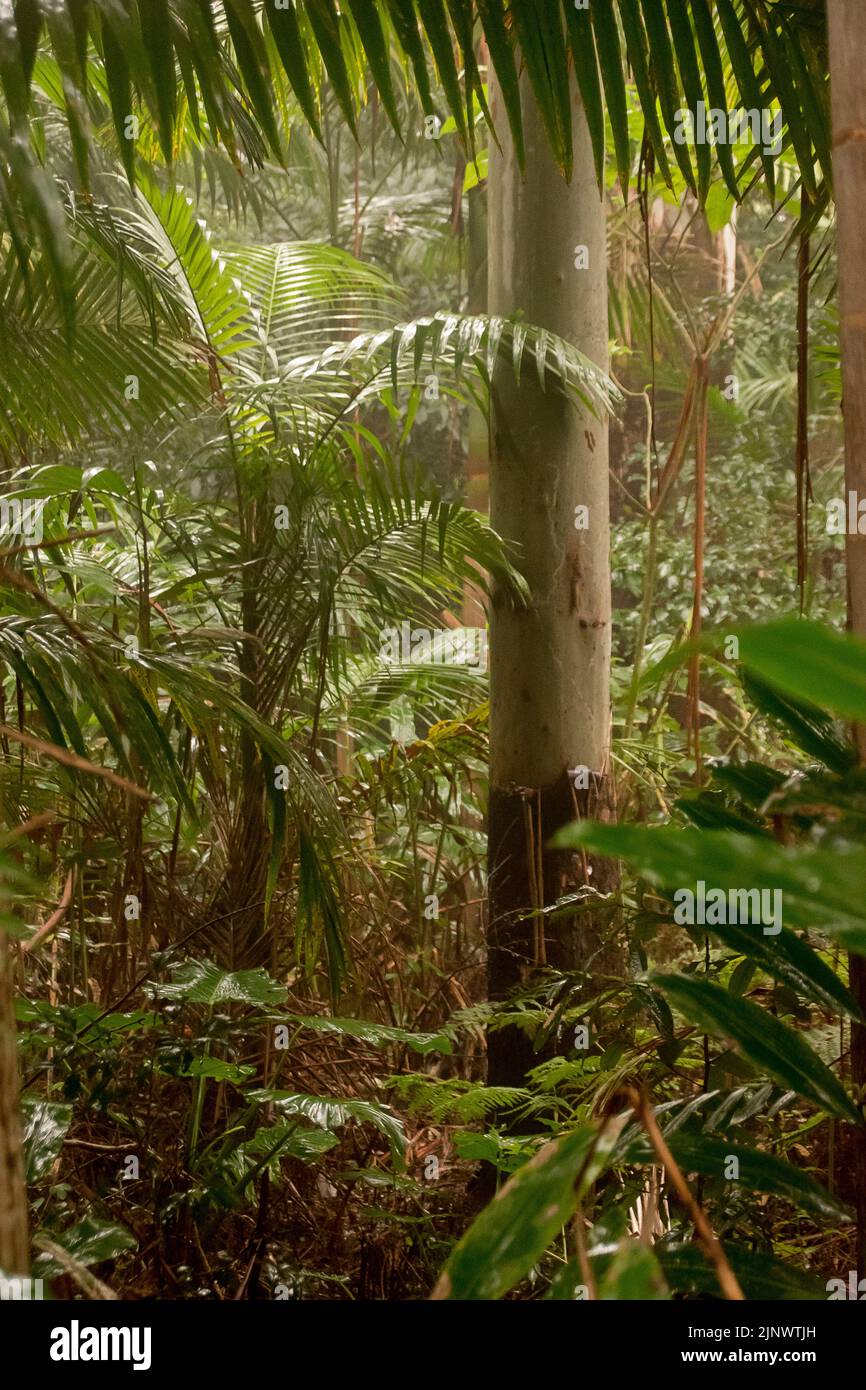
[2,0,866,1338]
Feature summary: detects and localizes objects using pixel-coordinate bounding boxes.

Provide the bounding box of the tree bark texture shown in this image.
[486,71,615,1089]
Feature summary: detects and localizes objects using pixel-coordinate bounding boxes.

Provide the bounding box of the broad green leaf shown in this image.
[623,1131,850,1223]
[597,1240,669,1300]
[152,958,286,1007]
[177,1057,257,1082]
[476,0,524,168]
[711,761,788,809]
[701,912,860,1023]
[21,1099,72,1184]
[250,1090,405,1160]
[562,816,862,1018]
[764,768,866,833]
[265,0,323,143]
[34,1216,137,1274]
[431,1121,619,1300]
[554,821,866,960]
[592,0,630,195]
[653,973,861,1124]
[462,151,488,192]
[738,619,866,727]
[235,1121,338,1177]
[657,1240,825,1301]
[705,181,736,234]
[742,671,854,773]
[287,1014,451,1055]
[547,1255,590,1301]
[18,464,84,494]
[675,788,764,834]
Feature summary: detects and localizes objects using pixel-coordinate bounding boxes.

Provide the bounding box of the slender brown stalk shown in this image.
[626,1086,744,1302]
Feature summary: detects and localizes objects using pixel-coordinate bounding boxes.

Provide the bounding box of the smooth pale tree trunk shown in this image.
[462,181,490,628]
[457,184,489,953]
[828,0,866,1278]
[486,71,614,1089]
[0,930,29,1275]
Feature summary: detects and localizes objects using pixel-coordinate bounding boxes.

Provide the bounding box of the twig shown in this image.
[32,1234,118,1300]
[0,725,153,801]
[625,1084,744,1301]
[0,525,118,560]
[22,869,74,954]
[0,811,59,847]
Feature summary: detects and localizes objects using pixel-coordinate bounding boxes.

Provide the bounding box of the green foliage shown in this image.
[433,1123,616,1301]
[0,0,852,1307]
[622,1130,850,1223]
[286,1014,452,1055]
[33,1217,138,1276]
[250,1090,406,1161]
[653,974,860,1124]
[656,1242,826,1301]
[152,959,287,1007]
[21,1099,72,1184]
[0,1,834,308]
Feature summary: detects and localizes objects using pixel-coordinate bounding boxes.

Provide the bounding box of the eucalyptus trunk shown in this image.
[486,72,614,1089]
[462,180,490,628]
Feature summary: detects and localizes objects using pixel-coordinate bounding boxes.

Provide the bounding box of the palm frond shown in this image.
[0,200,207,455]
[265,309,619,424]
[223,239,407,369]
[0,2,834,320]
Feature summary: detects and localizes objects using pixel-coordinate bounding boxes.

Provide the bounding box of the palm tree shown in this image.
[0,139,614,1260]
[479,1,826,1085]
[0,0,844,1259]
[0,4,833,306]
